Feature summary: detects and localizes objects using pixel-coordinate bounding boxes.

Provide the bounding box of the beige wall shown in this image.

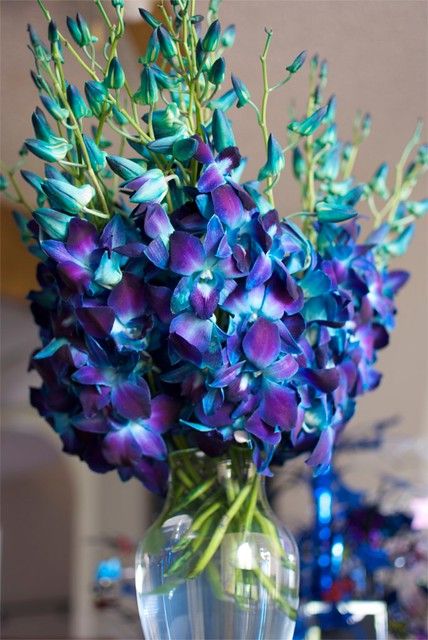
[0,1,427,637]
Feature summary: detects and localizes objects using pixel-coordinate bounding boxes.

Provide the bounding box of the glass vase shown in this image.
[135,448,299,640]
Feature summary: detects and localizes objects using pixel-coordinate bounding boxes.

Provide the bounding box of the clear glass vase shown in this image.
[135,448,299,640]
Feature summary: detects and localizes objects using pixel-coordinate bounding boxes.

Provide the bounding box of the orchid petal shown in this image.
[197,163,225,193]
[261,381,297,430]
[242,318,280,369]
[72,366,110,385]
[190,280,220,319]
[76,306,115,338]
[111,378,151,420]
[246,411,281,445]
[247,252,272,289]
[212,184,244,228]
[108,273,147,323]
[301,367,340,393]
[265,354,298,381]
[169,231,205,275]
[306,426,335,469]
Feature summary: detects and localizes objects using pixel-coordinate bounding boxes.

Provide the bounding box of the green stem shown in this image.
[188,483,252,578]
[94,0,113,30]
[379,121,422,224]
[172,476,216,513]
[251,566,297,620]
[243,473,260,532]
[259,29,274,206]
[3,169,33,214]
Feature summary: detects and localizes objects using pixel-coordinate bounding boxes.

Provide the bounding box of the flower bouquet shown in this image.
[2,0,426,637]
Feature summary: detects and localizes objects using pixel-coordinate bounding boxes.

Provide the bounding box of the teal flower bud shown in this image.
[67,84,92,119]
[361,112,371,137]
[292,147,306,181]
[112,0,124,7]
[387,225,414,257]
[319,59,328,81]
[315,201,357,223]
[41,95,69,122]
[83,135,106,173]
[112,105,128,126]
[30,71,50,94]
[32,107,55,142]
[207,88,236,112]
[66,13,96,48]
[107,155,146,181]
[325,95,336,123]
[342,143,353,162]
[27,24,50,62]
[370,163,389,199]
[157,26,177,59]
[196,40,206,71]
[42,179,95,214]
[212,109,235,152]
[407,199,428,216]
[258,134,285,180]
[21,169,46,205]
[202,20,221,52]
[128,168,168,204]
[85,81,110,117]
[310,54,319,72]
[0,174,8,191]
[48,21,59,43]
[25,138,72,162]
[143,103,184,138]
[231,74,251,108]
[151,64,179,90]
[221,24,236,48]
[315,146,340,182]
[313,85,322,108]
[208,57,226,85]
[94,251,122,288]
[286,50,307,74]
[417,144,428,166]
[317,123,337,147]
[288,104,328,136]
[139,8,161,29]
[33,208,73,240]
[105,57,125,90]
[172,137,199,162]
[133,66,158,105]
[142,30,160,64]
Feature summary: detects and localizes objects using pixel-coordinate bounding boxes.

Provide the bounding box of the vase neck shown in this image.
[167,448,266,502]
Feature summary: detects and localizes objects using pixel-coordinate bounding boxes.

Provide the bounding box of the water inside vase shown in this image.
[136,521,298,640]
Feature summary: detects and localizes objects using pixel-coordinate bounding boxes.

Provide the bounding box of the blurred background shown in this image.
[0,1,427,638]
